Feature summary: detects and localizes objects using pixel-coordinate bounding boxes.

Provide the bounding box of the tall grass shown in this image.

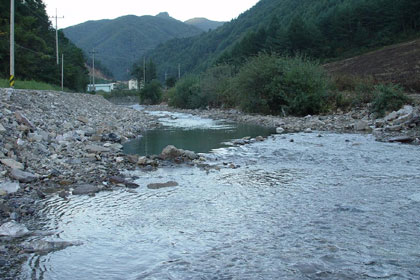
[0,79,66,91]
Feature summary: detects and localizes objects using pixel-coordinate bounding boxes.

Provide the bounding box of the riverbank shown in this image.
[145,103,420,143]
[0,88,419,277]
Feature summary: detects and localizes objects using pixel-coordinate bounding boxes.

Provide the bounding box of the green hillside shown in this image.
[63,14,203,80]
[145,0,420,80]
[0,0,88,91]
[185,18,226,31]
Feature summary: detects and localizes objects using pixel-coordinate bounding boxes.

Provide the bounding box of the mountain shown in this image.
[145,0,420,81]
[185,18,226,31]
[63,13,203,80]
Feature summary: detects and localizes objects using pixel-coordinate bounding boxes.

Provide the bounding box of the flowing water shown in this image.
[19,111,420,279]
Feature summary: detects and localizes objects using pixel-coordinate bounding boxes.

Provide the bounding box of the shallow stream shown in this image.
[19,111,420,279]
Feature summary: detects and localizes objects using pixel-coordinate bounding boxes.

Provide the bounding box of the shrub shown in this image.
[232,54,331,116]
[200,64,235,108]
[139,80,162,105]
[168,75,202,109]
[371,83,411,117]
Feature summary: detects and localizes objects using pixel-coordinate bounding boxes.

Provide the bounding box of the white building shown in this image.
[128,79,138,90]
[87,83,115,93]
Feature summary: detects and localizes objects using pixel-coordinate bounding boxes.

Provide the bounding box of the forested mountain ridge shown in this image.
[185,18,226,31]
[145,0,420,81]
[63,14,203,80]
[0,0,88,91]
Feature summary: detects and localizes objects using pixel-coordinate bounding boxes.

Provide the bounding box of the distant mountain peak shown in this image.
[156,12,171,19]
[185,17,226,31]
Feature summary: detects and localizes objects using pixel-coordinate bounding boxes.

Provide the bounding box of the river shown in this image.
[19,111,420,279]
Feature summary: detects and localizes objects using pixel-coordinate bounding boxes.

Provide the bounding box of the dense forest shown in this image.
[0,0,88,91]
[145,0,420,80]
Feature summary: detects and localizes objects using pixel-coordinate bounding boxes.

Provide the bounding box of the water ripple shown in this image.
[19,132,420,279]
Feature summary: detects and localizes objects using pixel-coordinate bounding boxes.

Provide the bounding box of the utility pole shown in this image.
[143,56,146,86]
[61,53,64,91]
[50,9,64,65]
[89,49,98,92]
[178,63,181,80]
[9,0,15,88]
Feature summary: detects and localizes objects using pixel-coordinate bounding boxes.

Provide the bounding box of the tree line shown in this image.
[144,0,420,81]
[0,0,88,91]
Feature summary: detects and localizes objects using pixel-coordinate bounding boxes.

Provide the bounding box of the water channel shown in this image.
[19,110,420,279]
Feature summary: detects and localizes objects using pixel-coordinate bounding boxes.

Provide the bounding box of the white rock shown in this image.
[276,127,285,134]
[115,157,124,163]
[0,124,6,133]
[0,181,20,194]
[0,221,30,237]
[354,120,372,132]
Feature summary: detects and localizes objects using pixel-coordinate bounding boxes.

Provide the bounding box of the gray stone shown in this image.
[0,181,20,194]
[353,120,372,131]
[72,184,100,195]
[384,111,398,122]
[183,150,199,160]
[0,221,30,237]
[85,145,111,153]
[0,124,6,133]
[161,145,182,160]
[256,136,264,142]
[385,125,402,132]
[1,158,24,170]
[10,169,39,183]
[28,132,43,142]
[388,136,415,143]
[147,181,179,189]
[22,240,83,253]
[77,116,89,124]
[15,111,35,130]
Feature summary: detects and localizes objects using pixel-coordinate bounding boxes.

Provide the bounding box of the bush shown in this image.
[200,64,235,108]
[232,54,331,116]
[140,80,162,105]
[168,75,202,109]
[371,83,411,117]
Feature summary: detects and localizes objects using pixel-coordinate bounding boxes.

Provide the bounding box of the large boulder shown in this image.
[10,169,38,183]
[161,145,183,160]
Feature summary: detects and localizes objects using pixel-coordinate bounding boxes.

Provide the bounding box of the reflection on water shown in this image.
[19,127,420,279]
[123,111,275,155]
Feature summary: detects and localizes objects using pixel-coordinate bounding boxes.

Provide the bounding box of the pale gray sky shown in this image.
[43,0,260,28]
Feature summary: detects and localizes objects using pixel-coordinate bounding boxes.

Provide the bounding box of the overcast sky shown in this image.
[43,0,260,28]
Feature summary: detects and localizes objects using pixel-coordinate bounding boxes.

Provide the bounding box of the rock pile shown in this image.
[0,88,157,222]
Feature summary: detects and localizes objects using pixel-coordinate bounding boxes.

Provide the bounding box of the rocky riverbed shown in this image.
[1,88,419,277]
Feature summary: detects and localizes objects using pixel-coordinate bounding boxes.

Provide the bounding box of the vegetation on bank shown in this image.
[0,79,67,91]
[163,54,413,117]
